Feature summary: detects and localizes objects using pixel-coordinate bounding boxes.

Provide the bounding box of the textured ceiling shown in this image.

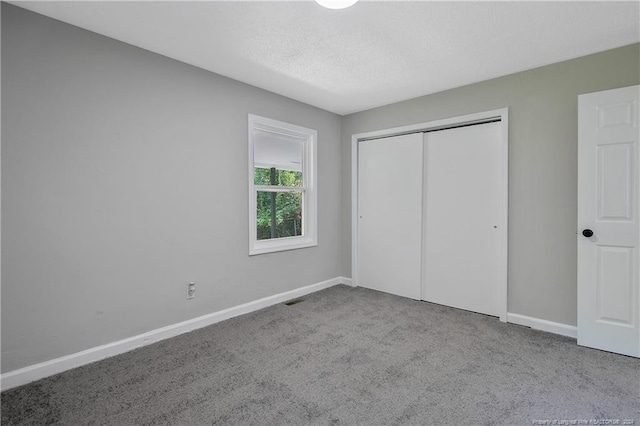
[10,1,640,115]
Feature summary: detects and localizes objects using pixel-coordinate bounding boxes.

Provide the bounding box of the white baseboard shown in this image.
[341,277,354,287]
[1,276,351,392]
[506,312,577,339]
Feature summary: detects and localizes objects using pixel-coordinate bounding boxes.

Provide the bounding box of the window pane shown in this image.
[254,167,303,186]
[256,191,303,240]
[253,130,303,186]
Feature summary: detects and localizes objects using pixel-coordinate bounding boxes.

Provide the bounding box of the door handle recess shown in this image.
[582,229,594,238]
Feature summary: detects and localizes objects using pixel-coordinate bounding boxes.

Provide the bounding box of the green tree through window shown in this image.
[255,167,303,240]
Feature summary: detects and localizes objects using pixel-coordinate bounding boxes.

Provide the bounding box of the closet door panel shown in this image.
[358,133,423,300]
[423,122,503,316]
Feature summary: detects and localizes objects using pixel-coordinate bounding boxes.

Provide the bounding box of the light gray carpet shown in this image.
[2,285,639,425]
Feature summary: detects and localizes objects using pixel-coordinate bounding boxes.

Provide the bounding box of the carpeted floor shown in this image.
[1,284,639,425]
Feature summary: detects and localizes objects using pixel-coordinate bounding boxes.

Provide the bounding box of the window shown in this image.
[248,114,317,255]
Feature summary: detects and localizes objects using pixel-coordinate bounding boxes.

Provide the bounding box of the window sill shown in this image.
[249,236,317,256]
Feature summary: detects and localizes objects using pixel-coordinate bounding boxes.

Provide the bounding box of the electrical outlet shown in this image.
[187,282,196,299]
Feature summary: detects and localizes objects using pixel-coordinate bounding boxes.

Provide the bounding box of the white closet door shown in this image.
[358,133,423,300]
[423,122,503,316]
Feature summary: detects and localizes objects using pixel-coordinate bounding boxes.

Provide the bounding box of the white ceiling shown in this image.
[10,1,640,115]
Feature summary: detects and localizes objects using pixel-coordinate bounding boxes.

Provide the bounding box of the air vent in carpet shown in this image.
[284,298,304,306]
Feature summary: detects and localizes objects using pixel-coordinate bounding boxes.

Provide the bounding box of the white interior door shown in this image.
[357,133,423,300]
[578,85,640,357]
[423,122,504,317]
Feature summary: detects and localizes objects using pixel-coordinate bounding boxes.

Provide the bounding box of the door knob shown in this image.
[582,229,594,238]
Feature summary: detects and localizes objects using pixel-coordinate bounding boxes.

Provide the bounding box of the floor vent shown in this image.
[284,298,304,306]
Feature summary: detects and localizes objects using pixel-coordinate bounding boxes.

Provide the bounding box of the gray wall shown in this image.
[341,43,640,327]
[1,4,342,373]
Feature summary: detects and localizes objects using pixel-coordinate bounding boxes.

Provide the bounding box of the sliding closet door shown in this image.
[423,122,503,316]
[358,133,423,299]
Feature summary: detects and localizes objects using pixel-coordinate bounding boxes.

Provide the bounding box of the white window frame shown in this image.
[248,114,317,255]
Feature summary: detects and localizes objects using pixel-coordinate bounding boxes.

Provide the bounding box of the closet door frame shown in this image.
[351,108,509,322]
